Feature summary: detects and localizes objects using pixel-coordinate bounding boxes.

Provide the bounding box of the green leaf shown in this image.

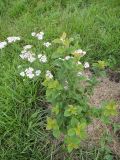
[103,101,117,116]
[63,39,70,47]
[60,32,67,41]
[64,105,78,117]
[74,122,87,138]
[65,135,80,145]
[65,136,80,152]
[47,80,62,90]
[51,47,65,59]
[68,105,77,115]
[53,38,62,44]
[70,118,79,127]
[52,104,59,115]
[67,145,74,153]
[53,128,60,138]
[42,79,49,87]
[46,117,57,130]
[97,60,107,69]
[64,109,71,117]
[104,154,113,160]
[101,116,110,124]
[68,128,75,136]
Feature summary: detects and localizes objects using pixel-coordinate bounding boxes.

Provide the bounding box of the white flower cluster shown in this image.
[7,37,20,43]
[20,45,36,63]
[77,62,89,77]
[31,32,51,48]
[0,36,20,49]
[20,44,48,64]
[73,49,86,56]
[43,42,51,48]
[31,31,44,40]
[0,41,7,49]
[38,54,47,63]
[20,67,41,79]
[46,70,53,79]
[84,62,89,68]
[77,61,89,68]
[20,67,53,80]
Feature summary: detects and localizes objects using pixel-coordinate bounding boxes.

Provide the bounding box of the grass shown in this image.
[0,0,120,159]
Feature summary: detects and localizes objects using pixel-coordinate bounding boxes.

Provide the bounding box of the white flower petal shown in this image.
[21,50,27,54]
[7,37,20,43]
[23,45,32,50]
[36,32,44,40]
[77,72,83,76]
[43,42,51,48]
[20,71,25,77]
[18,65,22,68]
[0,41,7,49]
[25,67,34,74]
[38,54,42,58]
[74,49,86,57]
[20,54,25,59]
[64,56,71,60]
[35,70,41,76]
[27,73,34,79]
[77,61,82,65]
[31,32,36,37]
[39,55,47,63]
[84,62,89,68]
[28,56,36,63]
[46,70,53,79]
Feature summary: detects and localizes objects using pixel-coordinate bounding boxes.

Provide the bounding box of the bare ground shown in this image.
[87,77,120,157]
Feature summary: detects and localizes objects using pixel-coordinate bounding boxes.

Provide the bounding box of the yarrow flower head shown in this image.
[20,51,36,63]
[25,67,34,79]
[0,41,7,49]
[20,67,41,78]
[7,36,20,43]
[20,45,36,63]
[84,62,89,68]
[73,49,86,57]
[38,54,47,63]
[31,31,44,40]
[43,42,51,48]
[36,32,44,40]
[46,70,53,79]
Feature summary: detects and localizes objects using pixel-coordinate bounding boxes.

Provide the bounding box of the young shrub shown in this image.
[1,32,117,153]
[42,33,118,152]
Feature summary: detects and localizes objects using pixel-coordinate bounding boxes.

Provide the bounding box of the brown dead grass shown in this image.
[87,77,120,156]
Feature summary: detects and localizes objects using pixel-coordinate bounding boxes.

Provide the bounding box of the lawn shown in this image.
[0,0,120,159]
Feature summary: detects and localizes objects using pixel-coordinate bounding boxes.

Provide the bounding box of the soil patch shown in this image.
[88,77,120,157]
